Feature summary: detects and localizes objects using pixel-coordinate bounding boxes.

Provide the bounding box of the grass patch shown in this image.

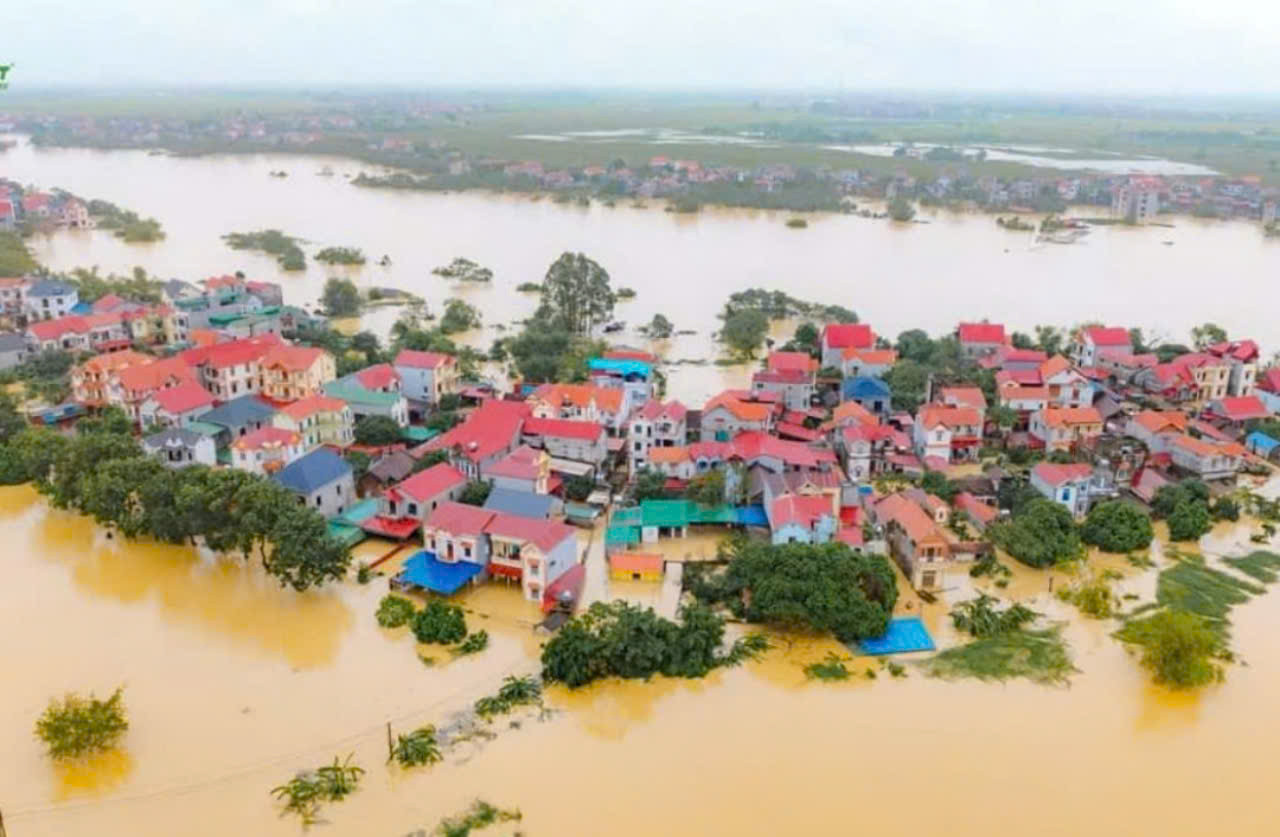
[1153,555,1261,635]
[435,799,522,837]
[920,627,1076,686]
[1222,551,1280,585]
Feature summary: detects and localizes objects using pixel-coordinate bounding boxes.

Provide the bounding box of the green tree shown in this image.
[0,230,39,274]
[1081,501,1154,552]
[354,415,402,446]
[884,359,930,412]
[989,499,1082,568]
[644,313,674,339]
[439,298,480,334]
[412,600,467,644]
[458,480,492,506]
[1190,322,1227,350]
[887,197,916,222]
[389,725,442,767]
[321,277,361,317]
[1167,500,1212,542]
[34,687,128,760]
[989,404,1019,431]
[1033,325,1065,356]
[541,252,616,335]
[719,309,769,359]
[685,468,725,506]
[630,468,668,502]
[791,321,819,356]
[564,474,595,502]
[921,469,958,502]
[894,329,934,363]
[376,595,417,628]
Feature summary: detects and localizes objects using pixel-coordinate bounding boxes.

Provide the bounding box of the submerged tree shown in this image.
[541,251,616,335]
[35,687,129,760]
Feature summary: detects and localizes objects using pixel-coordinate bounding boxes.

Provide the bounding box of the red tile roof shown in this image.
[279,394,347,420]
[483,513,577,552]
[1258,368,1280,395]
[875,493,943,544]
[752,368,812,385]
[1206,340,1260,363]
[260,345,326,372]
[394,349,454,370]
[610,552,663,574]
[182,334,282,369]
[231,426,300,451]
[150,381,215,414]
[957,322,1005,344]
[704,392,772,422]
[423,500,495,537]
[354,363,399,390]
[940,386,987,410]
[821,323,873,350]
[396,463,466,502]
[421,399,529,462]
[1082,326,1131,347]
[522,416,605,442]
[953,492,998,524]
[1211,396,1270,422]
[1032,462,1093,485]
[484,445,544,480]
[769,494,833,529]
[917,404,981,429]
[635,400,688,422]
[766,351,817,374]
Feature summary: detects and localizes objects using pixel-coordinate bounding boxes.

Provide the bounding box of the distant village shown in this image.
[6,110,1280,222]
[0,252,1276,608]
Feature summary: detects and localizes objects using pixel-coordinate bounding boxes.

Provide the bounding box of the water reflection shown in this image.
[51,748,136,800]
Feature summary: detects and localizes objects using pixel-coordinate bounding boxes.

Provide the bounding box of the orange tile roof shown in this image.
[530,383,623,414]
[1039,355,1072,379]
[115,355,196,392]
[940,386,986,410]
[648,446,691,464]
[279,395,347,420]
[843,347,898,365]
[704,393,771,422]
[875,493,945,544]
[79,349,152,375]
[261,345,326,372]
[1040,406,1103,428]
[1132,410,1188,434]
[917,404,981,429]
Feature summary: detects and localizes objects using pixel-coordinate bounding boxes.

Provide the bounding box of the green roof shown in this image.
[606,525,640,545]
[640,499,696,528]
[611,506,642,526]
[324,381,404,408]
[328,521,366,547]
[689,504,738,524]
[401,426,439,443]
[208,312,245,326]
[184,420,223,437]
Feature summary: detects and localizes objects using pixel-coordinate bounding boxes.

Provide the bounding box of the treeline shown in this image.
[0,406,350,591]
[86,199,165,243]
[223,229,306,271]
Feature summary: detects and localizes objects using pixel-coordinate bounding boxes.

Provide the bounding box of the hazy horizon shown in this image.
[2,0,1278,97]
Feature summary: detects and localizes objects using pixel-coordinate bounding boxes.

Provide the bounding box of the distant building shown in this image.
[1113,178,1160,223]
[142,427,218,468]
[273,449,356,517]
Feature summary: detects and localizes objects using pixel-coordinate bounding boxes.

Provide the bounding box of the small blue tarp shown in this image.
[736,504,769,526]
[398,552,484,595]
[1246,431,1278,457]
[856,617,936,656]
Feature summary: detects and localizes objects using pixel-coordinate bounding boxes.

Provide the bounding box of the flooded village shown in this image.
[3,132,1280,837]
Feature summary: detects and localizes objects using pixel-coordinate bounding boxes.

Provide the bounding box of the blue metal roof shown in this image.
[483,487,555,520]
[1246,431,1279,455]
[27,279,75,298]
[856,617,936,656]
[273,449,351,495]
[842,375,891,400]
[589,358,651,378]
[398,551,484,595]
[200,394,277,430]
[736,504,769,526]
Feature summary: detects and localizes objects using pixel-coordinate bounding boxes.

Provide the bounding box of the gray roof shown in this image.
[200,395,277,430]
[274,448,352,494]
[143,427,204,449]
[367,450,416,483]
[0,332,26,352]
[27,279,75,298]
[483,487,555,520]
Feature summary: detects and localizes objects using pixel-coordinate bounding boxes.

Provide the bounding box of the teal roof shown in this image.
[606,525,640,545]
[612,506,642,526]
[401,426,439,443]
[640,499,695,528]
[324,381,404,408]
[690,504,737,524]
[184,420,223,437]
[327,521,366,547]
[333,498,379,526]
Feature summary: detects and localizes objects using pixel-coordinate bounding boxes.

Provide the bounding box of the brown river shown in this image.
[3,138,1280,835]
[3,136,1279,404]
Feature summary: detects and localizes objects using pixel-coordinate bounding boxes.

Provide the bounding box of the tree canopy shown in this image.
[989,499,1082,568]
[1081,501,1154,553]
[540,252,615,335]
[321,277,361,317]
[719,308,769,359]
[354,415,402,446]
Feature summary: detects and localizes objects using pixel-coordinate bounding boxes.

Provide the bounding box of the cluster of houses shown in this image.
[14,259,1279,604]
[0,179,92,231]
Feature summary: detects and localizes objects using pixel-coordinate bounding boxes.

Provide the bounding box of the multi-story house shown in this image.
[1168,434,1246,481]
[1029,406,1104,452]
[627,400,688,474]
[181,334,282,400]
[71,350,153,407]
[913,404,982,464]
[272,449,356,517]
[139,381,215,429]
[483,445,551,494]
[142,428,218,468]
[521,418,608,468]
[417,399,529,479]
[840,348,897,379]
[393,350,458,414]
[23,279,78,322]
[1204,340,1260,397]
[1113,177,1161,223]
[819,323,874,369]
[750,351,816,411]
[229,426,305,475]
[110,355,199,421]
[377,462,468,537]
[1030,462,1101,518]
[701,393,773,440]
[323,380,409,427]
[272,394,354,449]
[259,345,335,402]
[1070,326,1131,368]
[527,383,628,435]
[874,493,952,590]
[956,322,1006,358]
[0,277,29,317]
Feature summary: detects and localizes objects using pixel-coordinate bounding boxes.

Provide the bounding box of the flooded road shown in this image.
[4,482,1280,836]
[3,137,1279,404]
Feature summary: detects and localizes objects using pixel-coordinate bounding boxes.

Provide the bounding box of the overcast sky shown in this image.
[2,0,1276,94]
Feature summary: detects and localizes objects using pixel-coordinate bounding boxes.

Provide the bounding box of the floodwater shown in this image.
[3,136,1279,404]
[821,142,1222,175]
[5,480,1280,836]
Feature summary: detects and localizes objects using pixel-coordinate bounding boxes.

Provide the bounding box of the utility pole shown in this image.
[1,804,8,837]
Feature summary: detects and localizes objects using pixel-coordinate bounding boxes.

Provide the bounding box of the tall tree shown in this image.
[541,252,616,336]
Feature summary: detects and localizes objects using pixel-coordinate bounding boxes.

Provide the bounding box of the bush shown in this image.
[1081,501,1153,553]
[376,595,416,628]
[389,726,442,767]
[35,687,129,760]
[950,594,1038,638]
[1119,609,1223,689]
[412,601,467,644]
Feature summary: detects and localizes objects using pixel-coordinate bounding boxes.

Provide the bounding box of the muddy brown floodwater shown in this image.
[3,135,1280,405]
[3,480,1280,837]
